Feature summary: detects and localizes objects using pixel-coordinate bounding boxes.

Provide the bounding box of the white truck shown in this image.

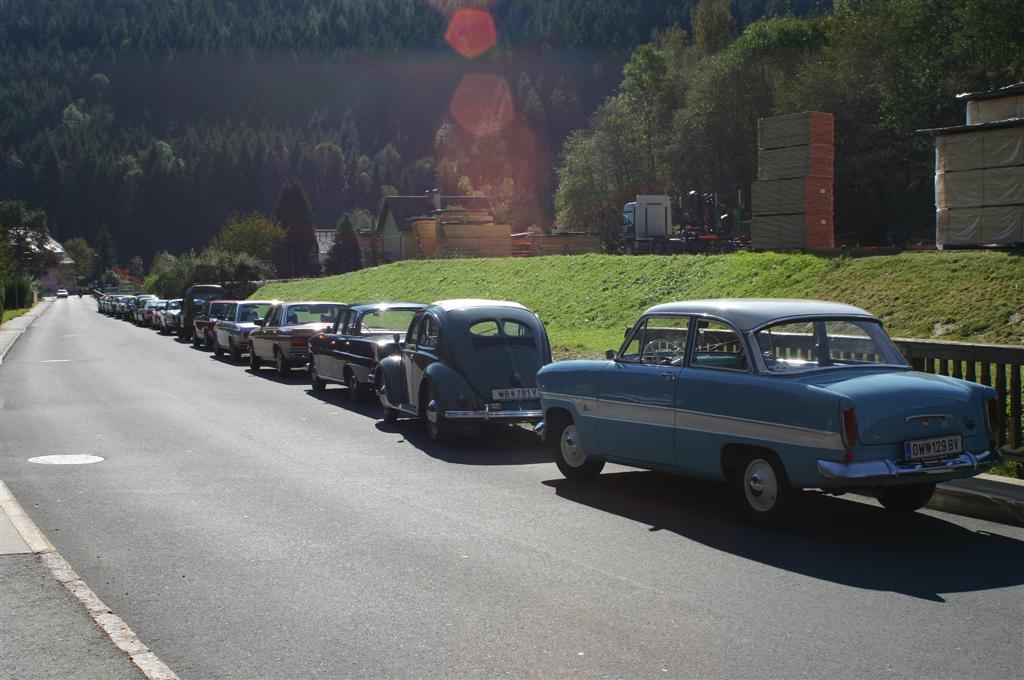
[621,194,672,252]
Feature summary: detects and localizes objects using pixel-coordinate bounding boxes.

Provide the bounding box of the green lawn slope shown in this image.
[253,251,1024,357]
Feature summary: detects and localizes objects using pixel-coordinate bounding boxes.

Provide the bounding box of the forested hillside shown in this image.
[0,0,827,265]
[555,0,1024,246]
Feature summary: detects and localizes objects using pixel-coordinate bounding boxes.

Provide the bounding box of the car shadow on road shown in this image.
[373,418,550,466]
[243,366,313,385]
[305,387,383,419]
[544,471,1024,602]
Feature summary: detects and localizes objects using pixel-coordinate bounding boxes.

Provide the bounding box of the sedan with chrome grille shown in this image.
[248,301,346,376]
[537,299,1000,527]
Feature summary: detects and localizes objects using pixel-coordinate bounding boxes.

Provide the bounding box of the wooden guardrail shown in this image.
[894,338,1024,456]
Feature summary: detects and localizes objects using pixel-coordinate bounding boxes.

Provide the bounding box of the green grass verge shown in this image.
[254,250,1024,356]
[1,306,33,325]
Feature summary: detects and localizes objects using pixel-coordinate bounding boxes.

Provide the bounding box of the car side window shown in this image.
[621,316,689,365]
[406,313,423,346]
[334,310,350,335]
[266,306,282,327]
[419,315,440,350]
[691,319,748,371]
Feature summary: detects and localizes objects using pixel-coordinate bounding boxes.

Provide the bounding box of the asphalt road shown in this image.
[2,297,1022,679]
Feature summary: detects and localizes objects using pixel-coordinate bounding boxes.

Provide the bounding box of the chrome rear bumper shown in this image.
[817,449,997,482]
[445,408,543,421]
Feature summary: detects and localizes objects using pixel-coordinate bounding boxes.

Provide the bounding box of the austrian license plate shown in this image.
[492,387,540,401]
[903,434,962,461]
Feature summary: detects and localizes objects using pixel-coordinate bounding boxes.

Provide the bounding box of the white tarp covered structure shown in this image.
[926,83,1024,248]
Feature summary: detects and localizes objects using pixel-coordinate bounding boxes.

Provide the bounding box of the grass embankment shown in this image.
[254,251,1024,356]
[1,306,33,325]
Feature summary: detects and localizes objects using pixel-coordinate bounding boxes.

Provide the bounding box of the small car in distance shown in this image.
[56,288,68,298]
[248,301,347,375]
[308,302,427,400]
[213,300,278,362]
[179,284,225,343]
[375,299,551,442]
[159,298,183,334]
[192,299,236,349]
[537,299,1000,527]
[140,298,165,326]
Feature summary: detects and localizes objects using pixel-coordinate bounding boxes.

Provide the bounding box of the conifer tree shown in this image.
[272,179,318,278]
[324,216,363,275]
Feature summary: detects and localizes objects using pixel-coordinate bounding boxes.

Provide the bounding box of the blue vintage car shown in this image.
[537,299,1000,526]
[375,299,551,442]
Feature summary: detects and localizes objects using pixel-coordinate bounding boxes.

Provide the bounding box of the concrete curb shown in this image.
[1,481,179,680]
[0,298,53,362]
[930,472,1024,527]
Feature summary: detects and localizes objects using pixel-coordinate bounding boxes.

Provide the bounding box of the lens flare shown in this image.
[448,73,514,137]
[445,8,497,59]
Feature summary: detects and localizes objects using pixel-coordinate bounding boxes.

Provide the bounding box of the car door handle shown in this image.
[661,372,677,381]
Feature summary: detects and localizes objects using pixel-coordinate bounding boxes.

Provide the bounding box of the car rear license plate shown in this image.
[492,387,540,401]
[904,434,962,461]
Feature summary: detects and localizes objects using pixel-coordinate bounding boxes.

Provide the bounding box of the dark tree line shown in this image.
[0,0,828,265]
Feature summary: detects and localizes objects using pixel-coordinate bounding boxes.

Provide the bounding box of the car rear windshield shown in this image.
[208,302,232,317]
[358,309,419,334]
[468,318,536,349]
[754,318,906,372]
[167,300,182,310]
[237,303,273,322]
[283,304,344,325]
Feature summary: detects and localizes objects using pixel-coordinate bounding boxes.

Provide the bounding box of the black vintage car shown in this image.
[308,302,427,401]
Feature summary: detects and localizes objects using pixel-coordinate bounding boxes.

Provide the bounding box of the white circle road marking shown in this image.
[28,455,104,465]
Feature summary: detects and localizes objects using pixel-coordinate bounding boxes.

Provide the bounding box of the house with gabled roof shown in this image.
[378,190,496,261]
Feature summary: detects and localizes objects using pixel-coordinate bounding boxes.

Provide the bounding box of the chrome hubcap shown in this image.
[744,459,778,512]
[560,425,585,467]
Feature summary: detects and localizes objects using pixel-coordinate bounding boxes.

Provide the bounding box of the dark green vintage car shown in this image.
[375,299,551,442]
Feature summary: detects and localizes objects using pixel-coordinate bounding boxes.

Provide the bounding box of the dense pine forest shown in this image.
[0,0,828,265]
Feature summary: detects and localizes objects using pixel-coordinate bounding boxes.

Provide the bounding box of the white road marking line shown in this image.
[40,359,71,363]
[0,481,179,680]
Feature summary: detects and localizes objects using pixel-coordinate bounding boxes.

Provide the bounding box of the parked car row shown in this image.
[94,290,1001,527]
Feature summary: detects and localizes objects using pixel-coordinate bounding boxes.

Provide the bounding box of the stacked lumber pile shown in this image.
[751,111,835,250]
[935,126,1024,247]
[510,232,603,257]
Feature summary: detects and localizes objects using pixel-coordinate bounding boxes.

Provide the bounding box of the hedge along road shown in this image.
[2,296,1022,679]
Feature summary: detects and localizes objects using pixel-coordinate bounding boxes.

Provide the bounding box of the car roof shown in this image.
[239,299,279,305]
[430,298,527,312]
[350,302,426,313]
[643,298,876,331]
[279,300,346,307]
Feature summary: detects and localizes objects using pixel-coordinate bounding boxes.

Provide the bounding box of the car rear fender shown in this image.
[423,361,478,408]
[376,355,406,404]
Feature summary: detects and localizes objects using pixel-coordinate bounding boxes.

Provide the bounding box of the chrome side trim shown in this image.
[542,392,845,450]
[817,449,994,482]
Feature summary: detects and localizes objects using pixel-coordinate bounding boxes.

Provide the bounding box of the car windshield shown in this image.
[208,302,232,316]
[167,300,182,310]
[358,309,419,334]
[754,318,907,373]
[283,304,344,325]
[238,303,273,322]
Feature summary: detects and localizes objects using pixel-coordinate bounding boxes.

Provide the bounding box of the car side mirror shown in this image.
[254,319,265,327]
[605,349,617,360]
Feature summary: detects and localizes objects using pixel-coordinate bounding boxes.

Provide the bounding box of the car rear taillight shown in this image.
[289,337,307,347]
[842,407,859,447]
[987,398,1001,434]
